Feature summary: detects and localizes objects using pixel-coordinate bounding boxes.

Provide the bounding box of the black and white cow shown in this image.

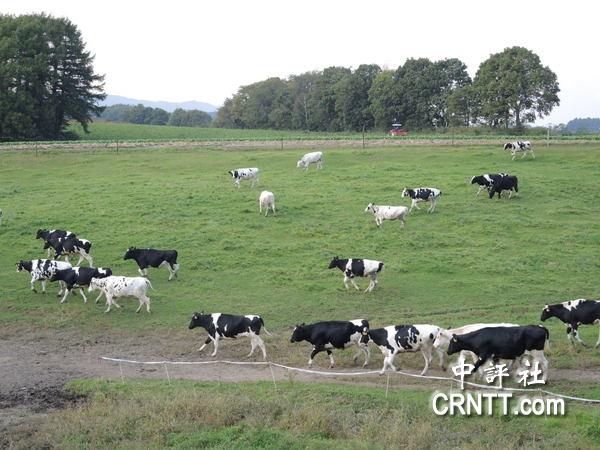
[16,259,71,294]
[361,324,442,375]
[447,325,549,380]
[503,141,534,160]
[188,312,270,359]
[401,187,442,213]
[47,235,93,266]
[36,229,75,257]
[328,256,384,292]
[470,173,508,196]
[228,167,260,188]
[123,247,180,280]
[49,266,112,303]
[541,299,600,348]
[290,320,370,368]
[488,175,518,199]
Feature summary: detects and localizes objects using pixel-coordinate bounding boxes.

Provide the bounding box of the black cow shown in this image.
[188,312,270,359]
[123,247,180,280]
[36,229,74,257]
[447,325,549,379]
[290,320,370,368]
[541,299,600,348]
[470,173,508,196]
[50,266,112,304]
[16,259,71,294]
[328,256,384,292]
[488,175,518,199]
[46,235,93,266]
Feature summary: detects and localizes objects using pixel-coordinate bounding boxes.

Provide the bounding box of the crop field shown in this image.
[1,143,600,447]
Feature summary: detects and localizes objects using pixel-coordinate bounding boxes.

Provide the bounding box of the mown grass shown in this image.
[1,144,600,371]
[5,379,599,449]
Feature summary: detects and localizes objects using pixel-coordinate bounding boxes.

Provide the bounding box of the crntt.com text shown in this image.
[432,392,565,416]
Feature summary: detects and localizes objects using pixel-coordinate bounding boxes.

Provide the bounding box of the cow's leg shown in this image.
[412,200,420,210]
[210,335,220,357]
[173,263,179,278]
[420,348,432,375]
[247,335,258,357]
[343,275,350,290]
[30,277,37,293]
[235,179,240,189]
[309,346,324,368]
[85,253,93,266]
[256,335,267,360]
[135,296,144,313]
[572,324,586,346]
[259,202,262,214]
[428,198,436,213]
[530,150,535,159]
[326,349,335,368]
[349,277,360,291]
[594,324,600,348]
[472,354,491,374]
[75,255,84,266]
[46,247,52,258]
[198,336,212,352]
[143,295,151,313]
[79,288,87,303]
[41,280,46,293]
[104,294,113,313]
[57,281,66,296]
[271,203,276,216]
[530,350,549,381]
[437,347,447,371]
[60,288,71,304]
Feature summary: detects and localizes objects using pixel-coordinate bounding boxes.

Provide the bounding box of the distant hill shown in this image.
[565,117,600,133]
[100,95,219,113]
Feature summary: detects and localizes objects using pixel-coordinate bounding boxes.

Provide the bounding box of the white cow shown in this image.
[297,151,323,171]
[259,191,276,216]
[365,203,408,227]
[89,276,153,313]
[229,168,260,188]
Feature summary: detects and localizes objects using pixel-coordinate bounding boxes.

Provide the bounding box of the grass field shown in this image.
[1,143,600,447]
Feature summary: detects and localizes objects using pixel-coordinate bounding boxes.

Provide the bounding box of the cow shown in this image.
[297,151,323,171]
[123,247,180,280]
[188,312,270,359]
[364,203,408,228]
[49,266,112,303]
[446,325,549,380]
[540,299,600,348]
[401,187,442,213]
[488,175,518,199]
[228,168,260,188]
[36,229,75,257]
[470,173,508,196]
[89,276,153,313]
[259,191,276,216]
[46,235,93,266]
[328,256,384,292]
[16,259,71,294]
[504,141,535,160]
[361,324,442,375]
[434,323,520,373]
[290,320,370,368]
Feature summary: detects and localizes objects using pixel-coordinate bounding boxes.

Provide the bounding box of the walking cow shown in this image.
[541,299,600,347]
[123,247,180,280]
[328,256,384,292]
[228,168,260,188]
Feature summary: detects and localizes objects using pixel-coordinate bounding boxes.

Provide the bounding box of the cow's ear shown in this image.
[451,334,458,342]
[301,322,305,327]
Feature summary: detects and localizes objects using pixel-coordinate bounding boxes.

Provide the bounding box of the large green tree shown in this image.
[472,46,559,128]
[334,64,381,131]
[0,13,105,140]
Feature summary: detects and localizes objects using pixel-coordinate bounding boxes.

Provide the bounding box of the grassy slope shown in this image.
[9,379,600,449]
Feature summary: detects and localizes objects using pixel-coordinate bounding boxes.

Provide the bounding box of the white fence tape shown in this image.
[99,356,600,404]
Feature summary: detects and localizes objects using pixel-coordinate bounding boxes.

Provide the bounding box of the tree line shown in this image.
[214,47,560,132]
[101,104,212,127]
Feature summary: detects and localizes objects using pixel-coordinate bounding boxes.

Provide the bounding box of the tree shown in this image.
[471,47,559,129]
[306,66,351,131]
[168,108,211,127]
[334,64,381,131]
[0,14,105,140]
[368,70,400,129]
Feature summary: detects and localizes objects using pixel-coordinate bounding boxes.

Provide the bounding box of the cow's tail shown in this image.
[260,317,272,336]
[145,279,154,290]
[514,178,518,193]
[542,326,550,352]
[377,262,384,273]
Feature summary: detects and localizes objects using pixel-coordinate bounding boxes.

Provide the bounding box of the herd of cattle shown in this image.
[15,141,600,380]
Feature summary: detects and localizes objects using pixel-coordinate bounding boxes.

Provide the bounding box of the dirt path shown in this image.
[2,327,599,431]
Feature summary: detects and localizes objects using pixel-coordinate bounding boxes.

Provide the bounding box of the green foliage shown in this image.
[168,108,212,127]
[472,46,560,128]
[0,13,105,140]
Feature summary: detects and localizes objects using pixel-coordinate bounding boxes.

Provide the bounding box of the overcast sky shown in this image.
[3,0,599,124]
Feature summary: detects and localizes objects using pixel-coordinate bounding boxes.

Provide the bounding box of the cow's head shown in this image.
[328,256,341,269]
[123,247,137,260]
[296,160,306,169]
[189,311,209,330]
[290,323,306,343]
[446,334,465,355]
[16,260,32,273]
[364,203,376,213]
[540,304,556,321]
[470,176,478,185]
[359,327,370,345]
[401,188,413,198]
[503,143,513,150]
[36,229,47,240]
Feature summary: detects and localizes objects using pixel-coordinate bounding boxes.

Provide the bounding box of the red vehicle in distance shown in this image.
[389,123,408,136]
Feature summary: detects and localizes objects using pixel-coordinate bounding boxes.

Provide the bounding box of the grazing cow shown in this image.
[123,247,180,280]
[290,320,370,368]
[541,299,600,348]
[36,229,75,257]
[228,168,260,188]
[189,312,270,359]
[361,324,442,375]
[503,141,535,160]
[328,256,384,292]
[447,325,549,380]
[50,266,112,303]
[488,175,518,199]
[297,151,323,171]
[259,191,276,216]
[46,235,93,266]
[434,323,520,372]
[365,203,408,228]
[89,276,153,313]
[16,259,71,294]
[470,173,508,196]
[401,187,442,213]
